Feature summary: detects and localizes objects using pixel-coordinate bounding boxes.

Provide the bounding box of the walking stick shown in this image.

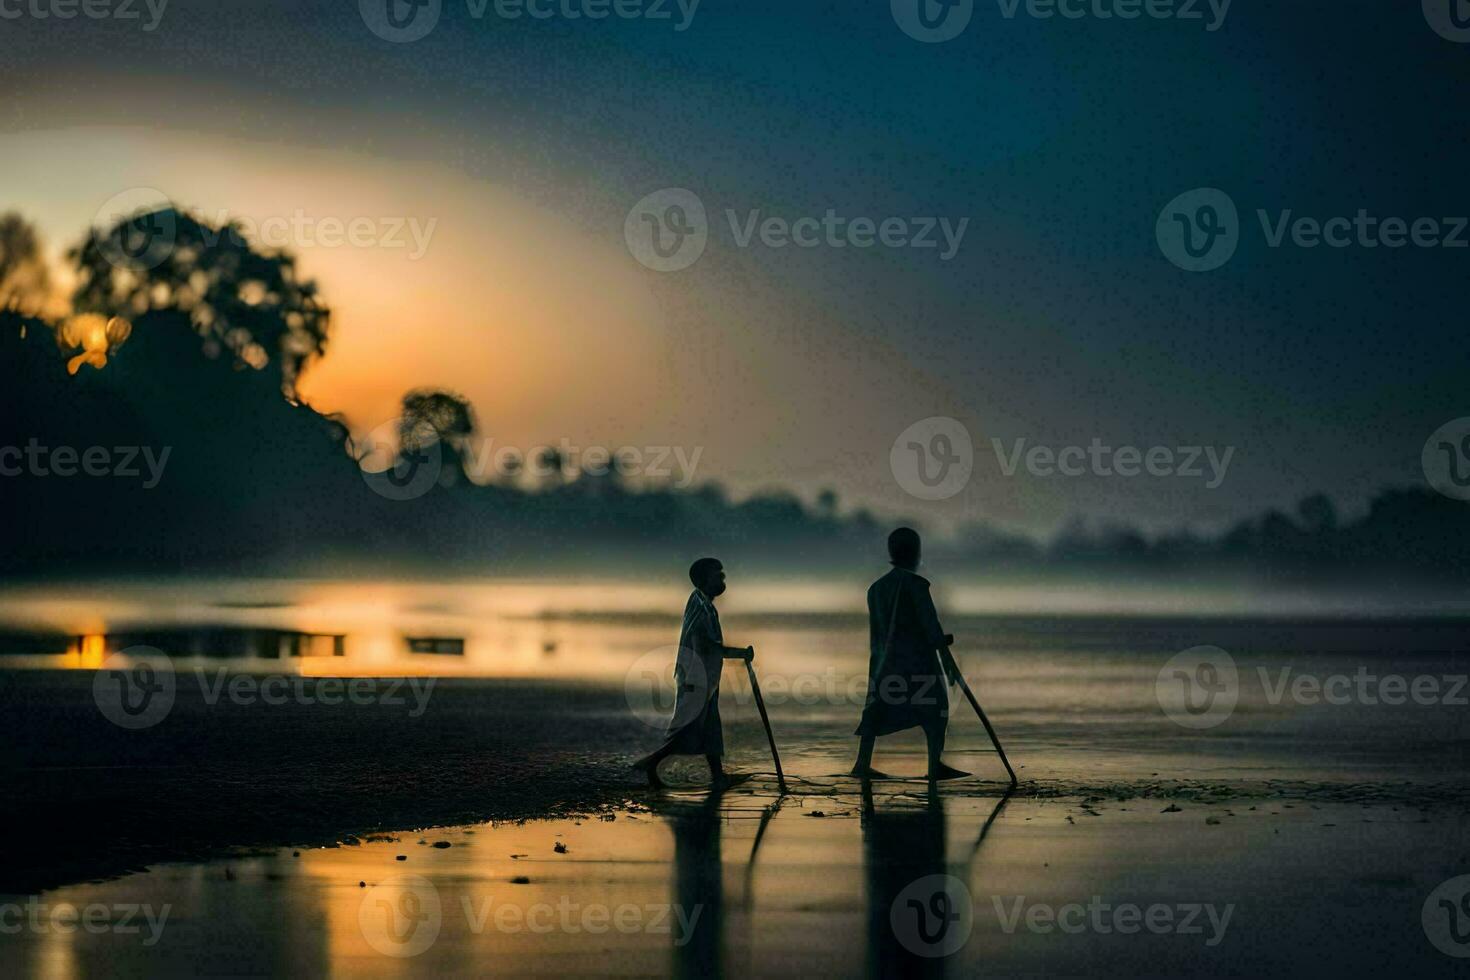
[743,653,787,791]
[943,641,1019,787]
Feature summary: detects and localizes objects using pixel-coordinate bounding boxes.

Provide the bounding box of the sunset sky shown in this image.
[3,0,1463,535]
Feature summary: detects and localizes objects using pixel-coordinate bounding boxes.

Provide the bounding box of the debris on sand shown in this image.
[395,855,407,861]
[1162,804,1183,813]
[1205,816,1221,825]
[553,842,568,854]
[431,841,451,849]
[511,876,530,884]
[599,814,617,822]
[510,854,528,859]
[807,811,827,818]
[359,881,365,888]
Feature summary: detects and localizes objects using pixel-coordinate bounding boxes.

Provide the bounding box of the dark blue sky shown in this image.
[4,0,1465,533]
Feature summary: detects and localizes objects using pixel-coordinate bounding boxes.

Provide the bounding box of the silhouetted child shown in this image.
[635,557,754,788]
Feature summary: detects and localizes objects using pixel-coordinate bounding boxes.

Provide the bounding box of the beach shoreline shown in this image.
[6,666,1470,901]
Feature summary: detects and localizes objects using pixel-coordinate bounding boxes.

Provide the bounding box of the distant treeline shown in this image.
[2,207,1467,581]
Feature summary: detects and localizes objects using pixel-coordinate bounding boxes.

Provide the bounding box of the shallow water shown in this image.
[3,578,1468,792]
[5,777,1467,978]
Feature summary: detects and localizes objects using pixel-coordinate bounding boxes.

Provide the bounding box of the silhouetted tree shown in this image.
[398,388,477,485]
[0,212,51,314]
[69,207,330,396]
[536,447,566,489]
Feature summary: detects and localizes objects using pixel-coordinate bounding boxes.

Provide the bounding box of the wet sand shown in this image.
[6,605,1470,975]
[5,768,1468,977]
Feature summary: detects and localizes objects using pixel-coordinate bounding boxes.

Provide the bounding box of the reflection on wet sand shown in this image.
[3,776,1462,978]
[859,783,1011,979]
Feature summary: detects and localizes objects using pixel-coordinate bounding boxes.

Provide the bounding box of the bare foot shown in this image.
[928,764,970,781]
[710,772,754,792]
[848,766,895,780]
[633,759,664,788]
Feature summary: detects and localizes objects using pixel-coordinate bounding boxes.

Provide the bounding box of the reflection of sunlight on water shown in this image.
[71,633,106,668]
[0,576,1465,684]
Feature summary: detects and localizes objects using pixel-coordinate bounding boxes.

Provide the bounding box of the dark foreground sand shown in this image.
[4,778,1470,977]
[0,670,670,894]
[6,666,1470,895]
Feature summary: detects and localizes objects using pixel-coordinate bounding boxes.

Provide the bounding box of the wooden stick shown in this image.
[945,645,1019,787]
[744,655,787,791]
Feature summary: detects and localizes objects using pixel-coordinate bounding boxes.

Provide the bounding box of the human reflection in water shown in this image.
[667,790,725,979]
[862,783,949,979]
[862,786,1011,978]
[663,788,780,980]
